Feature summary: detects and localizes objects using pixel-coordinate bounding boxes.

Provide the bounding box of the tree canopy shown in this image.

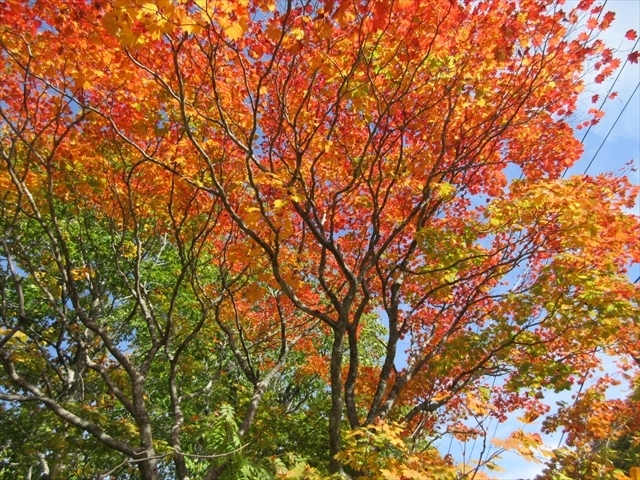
[1,0,639,478]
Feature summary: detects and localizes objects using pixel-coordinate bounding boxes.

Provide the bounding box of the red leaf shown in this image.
[629,51,639,64]
[625,29,638,41]
[608,92,618,100]
[577,32,590,42]
[599,11,615,29]
[586,17,598,29]
[591,94,599,104]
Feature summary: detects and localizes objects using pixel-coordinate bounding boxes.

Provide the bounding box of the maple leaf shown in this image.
[2,0,639,478]
[224,22,244,41]
[265,20,282,42]
[588,108,604,118]
[629,51,639,64]
[586,17,598,29]
[599,11,616,29]
[626,29,638,41]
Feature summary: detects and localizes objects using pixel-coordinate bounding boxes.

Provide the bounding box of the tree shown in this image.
[1,0,639,478]
[536,369,640,480]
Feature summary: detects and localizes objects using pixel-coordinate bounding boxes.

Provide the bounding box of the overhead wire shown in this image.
[574,35,640,282]
[485,4,640,472]
[552,79,640,450]
[561,35,639,178]
[553,43,640,454]
[581,82,639,174]
[461,2,640,473]
[575,36,639,154]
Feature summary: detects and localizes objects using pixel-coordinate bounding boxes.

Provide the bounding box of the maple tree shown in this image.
[536,372,640,480]
[1,0,640,478]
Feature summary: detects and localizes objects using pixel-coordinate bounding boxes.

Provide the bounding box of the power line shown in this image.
[561,35,639,178]
[467,3,639,470]
[577,36,639,149]
[582,82,639,175]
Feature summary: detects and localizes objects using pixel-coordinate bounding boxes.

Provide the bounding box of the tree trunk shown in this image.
[137,456,160,480]
[328,328,345,475]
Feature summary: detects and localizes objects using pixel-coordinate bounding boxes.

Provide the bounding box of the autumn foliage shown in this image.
[1,0,639,478]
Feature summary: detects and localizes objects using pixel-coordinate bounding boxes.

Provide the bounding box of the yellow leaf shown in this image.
[71,267,86,280]
[258,0,276,11]
[120,24,140,47]
[321,139,333,152]
[183,23,204,35]
[224,21,244,41]
[279,222,294,240]
[14,331,28,342]
[435,182,456,200]
[380,469,402,480]
[489,216,503,227]
[485,462,506,472]
[273,199,285,208]
[401,467,429,480]
[290,27,305,40]
[139,2,158,17]
[517,410,541,424]
[431,391,449,402]
[467,395,489,415]
[193,0,208,10]
[102,11,121,37]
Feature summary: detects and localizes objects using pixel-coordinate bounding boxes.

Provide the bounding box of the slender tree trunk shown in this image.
[137,457,160,480]
[169,367,189,480]
[203,464,227,480]
[345,325,360,429]
[328,328,345,475]
[131,374,159,480]
[172,441,190,480]
[37,453,51,480]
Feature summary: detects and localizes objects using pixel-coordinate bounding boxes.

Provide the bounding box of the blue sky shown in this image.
[493,1,640,478]
[436,1,640,478]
